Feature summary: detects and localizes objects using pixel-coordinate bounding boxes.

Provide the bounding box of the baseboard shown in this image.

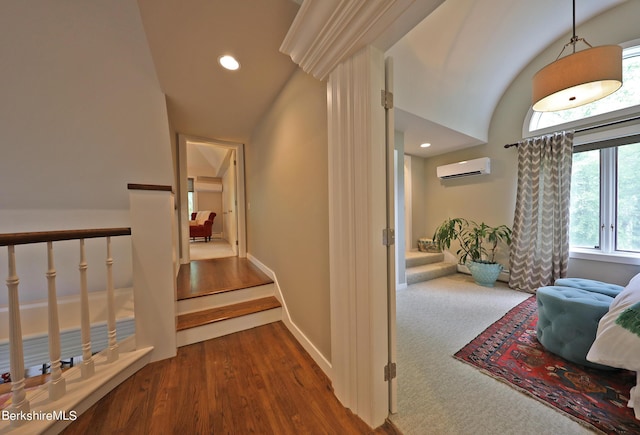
[247,254,333,379]
[397,282,408,290]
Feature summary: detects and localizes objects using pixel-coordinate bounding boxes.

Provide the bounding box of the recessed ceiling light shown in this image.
[420,143,431,148]
[218,55,240,71]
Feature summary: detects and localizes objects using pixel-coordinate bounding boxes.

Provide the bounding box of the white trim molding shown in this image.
[327,45,389,428]
[281,0,393,80]
[280,0,445,81]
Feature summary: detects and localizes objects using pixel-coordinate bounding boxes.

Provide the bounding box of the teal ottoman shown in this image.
[554,277,623,297]
[536,286,615,369]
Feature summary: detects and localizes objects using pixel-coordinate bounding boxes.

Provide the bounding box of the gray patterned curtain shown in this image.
[509,131,573,293]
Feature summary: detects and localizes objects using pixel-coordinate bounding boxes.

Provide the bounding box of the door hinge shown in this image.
[381,90,393,109]
[384,362,396,381]
[382,228,395,247]
[236,240,239,246]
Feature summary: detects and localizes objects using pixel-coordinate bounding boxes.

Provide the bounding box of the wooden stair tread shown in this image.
[176,296,281,331]
[177,257,274,301]
[177,281,274,300]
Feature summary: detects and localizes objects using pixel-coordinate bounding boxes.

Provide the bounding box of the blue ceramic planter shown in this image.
[467,261,503,287]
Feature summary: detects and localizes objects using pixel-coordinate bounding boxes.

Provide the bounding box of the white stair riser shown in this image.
[406,264,457,284]
[177,283,275,315]
[176,308,282,347]
[405,253,444,268]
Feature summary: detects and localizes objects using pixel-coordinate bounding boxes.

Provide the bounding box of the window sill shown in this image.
[569,249,640,266]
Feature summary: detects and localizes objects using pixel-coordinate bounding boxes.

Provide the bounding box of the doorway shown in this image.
[177,134,247,264]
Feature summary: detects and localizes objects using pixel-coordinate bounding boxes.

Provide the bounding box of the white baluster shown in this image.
[78,239,94,378]
[45,242,66,400]
[6,245,30,425]
[105,236,118,362]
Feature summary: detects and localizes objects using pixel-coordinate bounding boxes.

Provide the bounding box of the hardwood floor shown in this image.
[62,322,401,434]
[177,257,273,300]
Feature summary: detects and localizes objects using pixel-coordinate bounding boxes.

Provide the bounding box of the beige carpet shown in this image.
[390,273,595,434]
[189,239,235,260]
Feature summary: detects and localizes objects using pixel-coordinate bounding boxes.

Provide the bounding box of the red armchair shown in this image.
[189,211,216,242]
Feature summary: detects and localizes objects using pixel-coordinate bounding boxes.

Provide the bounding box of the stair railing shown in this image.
[0,228,130,427]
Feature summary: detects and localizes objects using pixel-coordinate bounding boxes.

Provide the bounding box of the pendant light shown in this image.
[532,0,622,112]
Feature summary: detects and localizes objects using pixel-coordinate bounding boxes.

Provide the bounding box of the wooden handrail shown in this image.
[0,228,131,247]
[127,183,172,192]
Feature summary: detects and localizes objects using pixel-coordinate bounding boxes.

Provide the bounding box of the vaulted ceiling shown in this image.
[137,0,626,160]
[389,0,626,157]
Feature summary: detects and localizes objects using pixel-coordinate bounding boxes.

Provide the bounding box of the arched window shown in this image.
[522,41,640,264]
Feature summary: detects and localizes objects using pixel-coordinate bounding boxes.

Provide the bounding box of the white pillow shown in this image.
[195,211,211,225]
[587,272,640,371]
[587,273,640,419]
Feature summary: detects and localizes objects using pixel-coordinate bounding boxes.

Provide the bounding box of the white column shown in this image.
[129,186,177,362]
[328,45,389,427]
[45,242,66,400]
[6,246,30,425]
[78,239,94,378]
[105,236,119,362]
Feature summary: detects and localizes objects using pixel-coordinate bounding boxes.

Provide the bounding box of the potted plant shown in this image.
[432,218,512,287]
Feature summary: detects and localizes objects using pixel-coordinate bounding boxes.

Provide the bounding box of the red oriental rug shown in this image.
[454,296,640,434]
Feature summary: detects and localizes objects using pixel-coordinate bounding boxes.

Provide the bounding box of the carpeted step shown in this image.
[406,261,457,285]
[405,251,445,268]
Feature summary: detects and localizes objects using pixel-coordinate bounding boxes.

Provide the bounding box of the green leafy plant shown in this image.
[432,218,512,265]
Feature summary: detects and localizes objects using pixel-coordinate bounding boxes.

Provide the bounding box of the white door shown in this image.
[222,149,238,255]
[385,56,397,413]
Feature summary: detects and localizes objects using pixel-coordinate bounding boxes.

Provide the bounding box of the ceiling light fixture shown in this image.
[532,0,622,112]
[420,143,431,148]
[218,55,240,71]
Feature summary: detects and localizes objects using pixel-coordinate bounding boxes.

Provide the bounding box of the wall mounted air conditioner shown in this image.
[436,157,491,180]
[194,176,223,192]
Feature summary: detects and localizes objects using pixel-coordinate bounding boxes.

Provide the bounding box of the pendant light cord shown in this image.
[556,0,592,60]
[571,0,576,53]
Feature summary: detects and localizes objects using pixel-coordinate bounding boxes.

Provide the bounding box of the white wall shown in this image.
[410,155,428,249]
[196,191,223,234]
[0,0,173,304]
[247,69,330,359]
